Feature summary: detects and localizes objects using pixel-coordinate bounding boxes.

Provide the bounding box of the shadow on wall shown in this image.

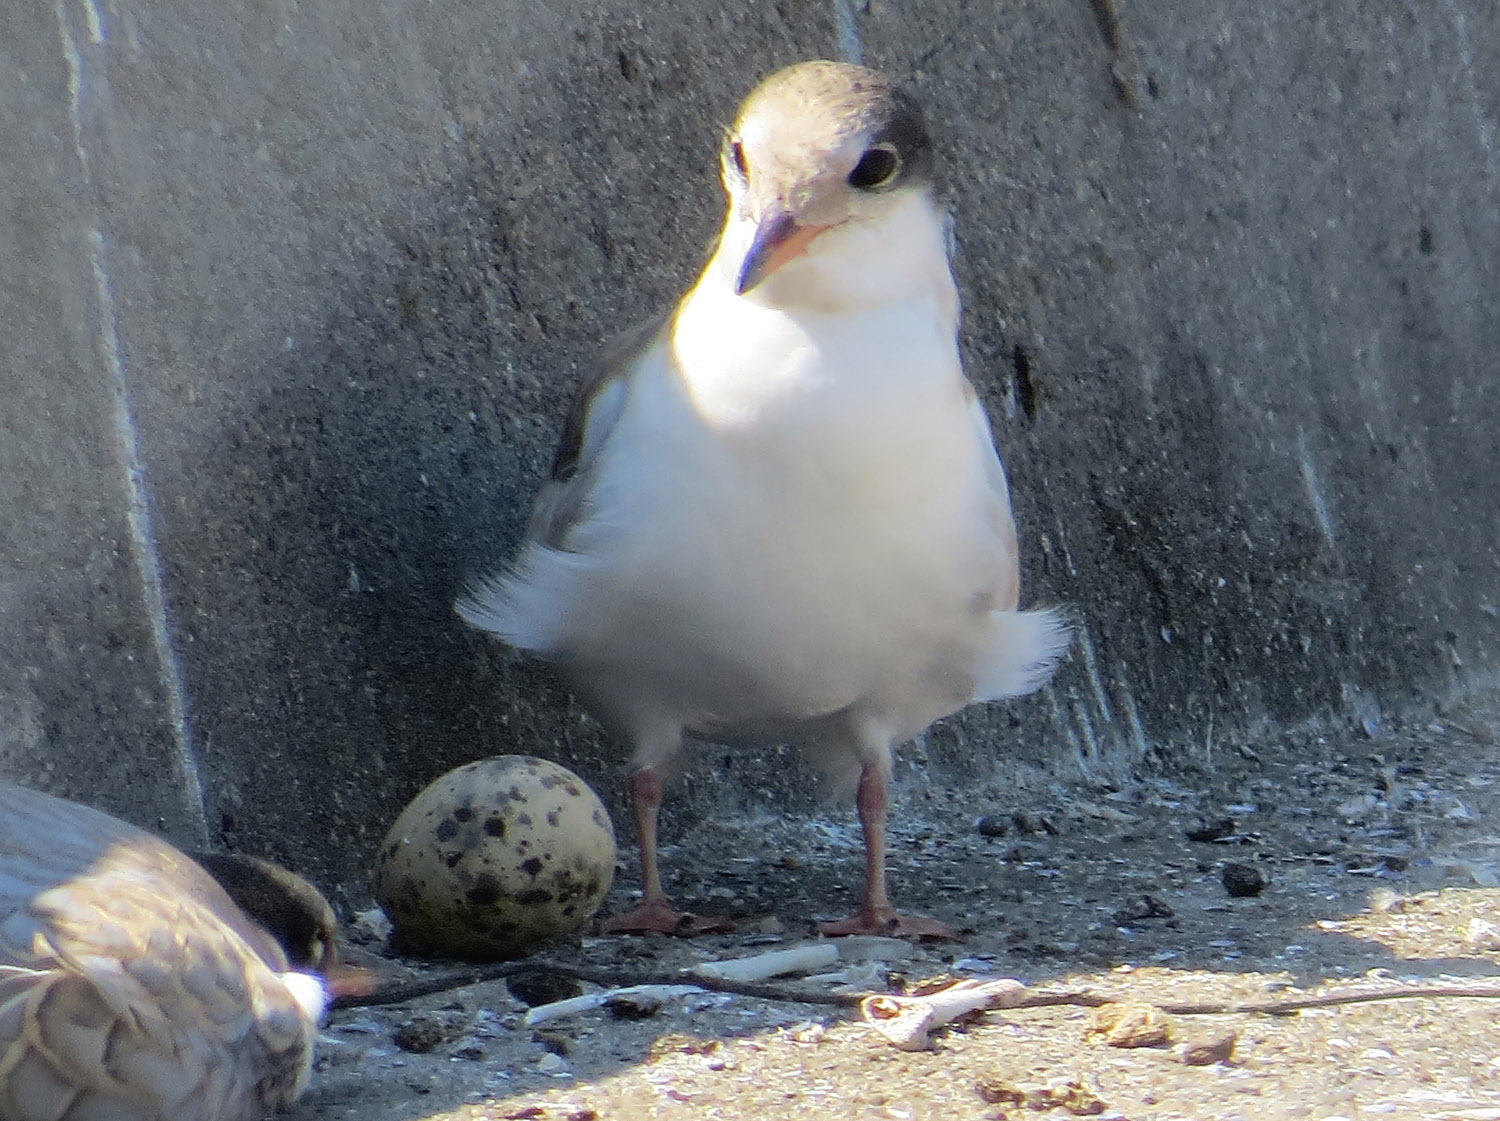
[173,172,643,899]
[155,58,835,899]
[147,9,1500,902]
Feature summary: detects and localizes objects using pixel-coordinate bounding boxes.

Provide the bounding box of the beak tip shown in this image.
[733,210,800,297]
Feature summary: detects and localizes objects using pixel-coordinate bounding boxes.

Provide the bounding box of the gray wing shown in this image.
[962,378,1021,610]
[528,310,670,550]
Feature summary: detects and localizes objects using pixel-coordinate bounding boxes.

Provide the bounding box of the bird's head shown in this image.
[718,61,936,298]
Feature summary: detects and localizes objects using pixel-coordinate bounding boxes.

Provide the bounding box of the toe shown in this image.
[818,909,955,941]
[603,902,735,936]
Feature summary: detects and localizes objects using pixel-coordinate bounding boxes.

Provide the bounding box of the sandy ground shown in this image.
[285,692,1500,1121]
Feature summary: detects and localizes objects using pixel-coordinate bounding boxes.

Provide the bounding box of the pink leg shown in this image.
[818,760,954,940]
[602,767,734,936]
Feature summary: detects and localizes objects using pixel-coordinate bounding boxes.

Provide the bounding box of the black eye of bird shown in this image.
[726,138,748,180]
[847,144,901,190]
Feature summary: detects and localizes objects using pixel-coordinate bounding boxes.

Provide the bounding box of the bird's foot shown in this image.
[602,900,736,937]
[818,907,955,942]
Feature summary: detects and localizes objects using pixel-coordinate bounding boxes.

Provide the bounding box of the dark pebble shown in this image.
[1012,810,1058,836]
[1222,862,1268,897]
[1177,1031,1238,1065]
[1185,817,1236,843]
[393,1017,449,1053]
[605,993,664,1020]
[977,814,1010,837]
[1112,894,1176,925]
[506,968,585,1008]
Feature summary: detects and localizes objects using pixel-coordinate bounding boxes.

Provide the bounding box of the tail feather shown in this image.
[453,573,519,640]
[455,547,596,656]
[972,607,1072,702]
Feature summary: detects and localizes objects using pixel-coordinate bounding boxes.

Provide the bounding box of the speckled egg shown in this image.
[373,756,615,959]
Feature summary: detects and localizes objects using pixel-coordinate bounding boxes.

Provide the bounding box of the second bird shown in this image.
[459,60,1070,938]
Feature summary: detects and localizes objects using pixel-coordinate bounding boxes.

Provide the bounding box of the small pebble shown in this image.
[605,993,664,1020]
[1176,1031,1238,1065]
[1223,862,1268,897]
[1465,917,1500,951]
[507,970,585,1008]
[393,1016,451,1054]
[535,1052,569,1074]
[1085,1002,1172,1048]
[976,814,1010,838]
[1185,817,1236,843]
[1011,810,1058,836]
[349,907,394,945]
[1112,894,1175,925]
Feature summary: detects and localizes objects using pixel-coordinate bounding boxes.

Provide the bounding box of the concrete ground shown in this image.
[290,692,1500,1120]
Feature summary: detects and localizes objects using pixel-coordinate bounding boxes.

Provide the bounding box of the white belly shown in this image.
[525,295,1014,739]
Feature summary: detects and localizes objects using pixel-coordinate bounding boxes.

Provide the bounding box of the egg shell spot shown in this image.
[373,755,616,959]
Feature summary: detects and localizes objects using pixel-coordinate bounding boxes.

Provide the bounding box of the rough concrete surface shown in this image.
[295,694,1500,1121]
[1,0,1498,911]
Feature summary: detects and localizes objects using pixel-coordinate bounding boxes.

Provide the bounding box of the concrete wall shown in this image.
[3,0,1497,901]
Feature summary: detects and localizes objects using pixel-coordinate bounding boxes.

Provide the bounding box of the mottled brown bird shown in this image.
[0,782,327,1121]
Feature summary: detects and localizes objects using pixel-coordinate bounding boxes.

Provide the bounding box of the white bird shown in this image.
[459,60,1070,939]
[0,781,327,1121]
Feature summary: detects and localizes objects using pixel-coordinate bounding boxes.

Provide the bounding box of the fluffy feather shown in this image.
[459,60,1070,937]
[0,782,323,1121]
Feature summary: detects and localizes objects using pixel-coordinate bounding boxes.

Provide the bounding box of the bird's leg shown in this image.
[818,759,954,940]
[631,766,670,910]
[602,766,734,936]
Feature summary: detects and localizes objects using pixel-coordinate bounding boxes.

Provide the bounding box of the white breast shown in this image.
[519,199,1017,738]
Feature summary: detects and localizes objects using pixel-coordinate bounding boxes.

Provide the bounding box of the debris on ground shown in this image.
[294,696,1500,1120]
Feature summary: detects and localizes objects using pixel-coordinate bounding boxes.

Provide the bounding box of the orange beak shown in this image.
[735,210,828,295]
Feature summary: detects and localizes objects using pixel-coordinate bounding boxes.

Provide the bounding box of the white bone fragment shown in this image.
[692,943,840,983]
[860,978,1028,1050]
[523,984,703,1025]
[826,935,919,963]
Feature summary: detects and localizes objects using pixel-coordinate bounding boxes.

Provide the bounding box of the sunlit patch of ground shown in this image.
[292,695,1500,1121]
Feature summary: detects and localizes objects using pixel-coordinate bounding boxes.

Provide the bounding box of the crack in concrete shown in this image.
[55,0,208,844]
[1297,428,1337,549]
[1444,0,1497,179]
[832,0,862,66]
